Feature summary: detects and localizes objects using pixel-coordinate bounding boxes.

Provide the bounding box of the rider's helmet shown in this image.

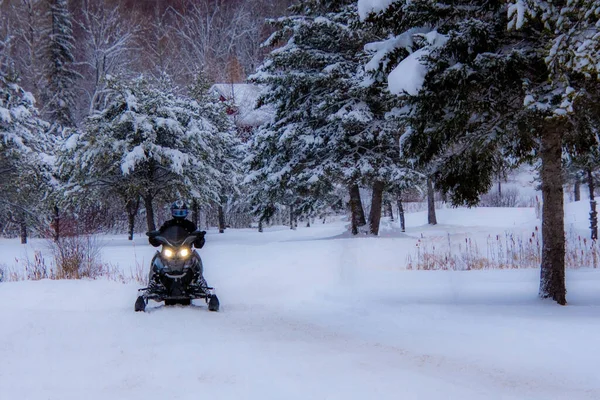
[171,200,189,219]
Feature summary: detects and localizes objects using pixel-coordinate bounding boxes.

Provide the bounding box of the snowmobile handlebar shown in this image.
[146,230,205,248]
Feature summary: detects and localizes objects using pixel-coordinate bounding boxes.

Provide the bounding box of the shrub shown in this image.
[479,187,522,207]
[50,235,107,279]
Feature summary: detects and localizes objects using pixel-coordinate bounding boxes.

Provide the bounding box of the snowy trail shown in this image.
[2,277,599,400]
[2,208,600,399]
[215,304,598,400]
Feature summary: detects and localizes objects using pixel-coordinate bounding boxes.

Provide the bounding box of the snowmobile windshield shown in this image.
[160,225,191,247]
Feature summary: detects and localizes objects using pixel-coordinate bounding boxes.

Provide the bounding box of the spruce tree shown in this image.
[361,0,600,303]
[42,0,80,127]
[360,0,542,295]
[59,75,235,233]
[0,69,53,242]
[506,0,600,303]
[361,0,538,204]
[564,86,600,240]
[189,72,242,233]
[248,0,419,235]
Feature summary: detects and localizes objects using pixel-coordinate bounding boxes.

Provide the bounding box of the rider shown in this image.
[149,200,208,288]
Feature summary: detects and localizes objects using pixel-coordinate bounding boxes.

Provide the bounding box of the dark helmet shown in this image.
[171,200,189,218]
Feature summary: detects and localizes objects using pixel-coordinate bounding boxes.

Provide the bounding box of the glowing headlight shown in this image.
[163,248,174,258]
[179,248,190,257]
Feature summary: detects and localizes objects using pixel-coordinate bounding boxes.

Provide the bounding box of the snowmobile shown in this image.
[135,226,219,312]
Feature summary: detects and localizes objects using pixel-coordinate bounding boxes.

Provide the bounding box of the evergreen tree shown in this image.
[361,0,555,296]
[505,0,600,303]
[189,72,243,233]
[59,75,236,233]
[41,0,80,127]
[247,0,419,235]
[360,0,600,303]
[361,0,536,204]
[564,84,600,240]
[0,69,53,242]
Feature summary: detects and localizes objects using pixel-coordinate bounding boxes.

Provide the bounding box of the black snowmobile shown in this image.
[135,226,219,312]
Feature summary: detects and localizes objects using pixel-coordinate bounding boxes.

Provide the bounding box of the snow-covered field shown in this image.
[1,205,600,399]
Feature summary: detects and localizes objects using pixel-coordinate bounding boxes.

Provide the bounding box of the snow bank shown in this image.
[2,207,600,399]
[1,264,599,399]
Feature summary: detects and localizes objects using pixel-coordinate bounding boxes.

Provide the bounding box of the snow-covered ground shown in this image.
[1,205,600,399]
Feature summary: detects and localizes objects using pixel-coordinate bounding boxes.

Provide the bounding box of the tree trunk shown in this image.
[143,194,156,232]
[258,217,264,233]
[574,179,581,202]
[427,177,437,225]
[588,168,597,241]
[125,197,140,241]
[357,194,366,227]
[192,200,199,226]
[218,204,225,233]
[369,181,385,235]
[387,200,394,222]
[127,213,135,241]
[53,205,60,241]
[289,205,296,230]
[539,122,566,305]
[397,194,406,233]
[20,215,27,244]
[52,205,60,242]
[349,183,366,235]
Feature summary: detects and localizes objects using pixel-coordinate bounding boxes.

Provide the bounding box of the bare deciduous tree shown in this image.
[77,0,138,113]
[8,0,44,98]
[171,0,292,83]
[136,5,182,82]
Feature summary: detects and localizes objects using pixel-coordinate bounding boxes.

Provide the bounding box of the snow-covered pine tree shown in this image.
[189,72,242,233]
[41,0,81,127]
[360,0,588,303]
[60,75,234,234]
[563,87,600,240]
[551,1,600,241]
[361,0,539,205]
[0,68,53,243]
[505,0,600,304]
[248,0,419,235]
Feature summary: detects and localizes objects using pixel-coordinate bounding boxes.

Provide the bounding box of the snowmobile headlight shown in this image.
[163,248,174,258]
[179,248,190,258]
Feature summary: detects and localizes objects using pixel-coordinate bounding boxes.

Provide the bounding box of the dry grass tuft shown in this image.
[407,227,599,271]
[50,235,107,279]
[2,235,137,282]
